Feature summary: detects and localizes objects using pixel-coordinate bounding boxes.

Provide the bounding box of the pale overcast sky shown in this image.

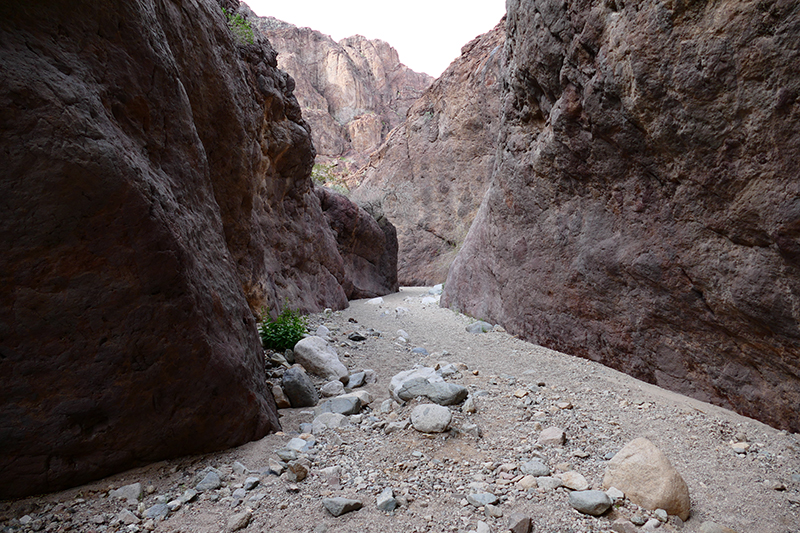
[243,0,507,77]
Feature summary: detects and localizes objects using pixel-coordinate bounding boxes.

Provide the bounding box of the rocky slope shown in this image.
[443,0,800,433]
[0,0,396,499]
[252,13,433,175]
[351,20,506,285]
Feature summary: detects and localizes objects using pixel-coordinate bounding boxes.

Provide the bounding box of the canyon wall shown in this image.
[443,0,800,432]
[253,15,433,175]
[351,20,506,285]
[0,0,394,499]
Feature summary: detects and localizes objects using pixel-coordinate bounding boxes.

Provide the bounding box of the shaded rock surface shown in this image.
[351,19,505,284]
[442,0,800,432]
[253,14,433,172]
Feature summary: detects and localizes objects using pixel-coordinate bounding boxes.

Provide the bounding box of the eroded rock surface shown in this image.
[0,0,391,499]
[254,15,433,172]
[351,20,505,284]
[443,0,800,432]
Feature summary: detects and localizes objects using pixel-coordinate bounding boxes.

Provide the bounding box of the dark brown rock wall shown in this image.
[351,20,506,285]
[0,0,381,499]
[443,0,800,431]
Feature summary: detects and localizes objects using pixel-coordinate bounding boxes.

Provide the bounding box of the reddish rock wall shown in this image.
[443,0,800,432]
[351,20,506,285]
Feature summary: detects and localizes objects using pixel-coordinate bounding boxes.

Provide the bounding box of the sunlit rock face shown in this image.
[351,20,506,285]
[443,0,800,432]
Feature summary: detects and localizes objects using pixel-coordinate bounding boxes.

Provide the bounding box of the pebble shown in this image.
[466,492,499,507]
[537,427,566,446]
[312,412,349,434]
[376,487,399,512]
[347,371,366,388]
[763,479,786,491]
[605,486,624,502]
[286,462,308,482]
[611,518,638,533]
[232,488,246,500]
[476,520,491,533]
[322,497,363,516]
[144,504,169,521]
[227,511,251,532]
[731,442,750,454]
[282,366,320,408]
[411,346,430,355]
[516,475,538,490]
[699,521,738,533]
[558,471,589,491]
[317,395,362,415]
[166,499,182,511]
[109,483,143,504]
[463,396,477,413]
[655,508,668,522]
[195,470,222,492]
[642,518,661,531]
[568,490,613,516]
[410,403,452,433]
[232,461,249,476]
[536,477,562,491]
[520,459,550,477]
[466,321,493,334]
[320,380,345,397]
[507,513,531,533]
[485,503,503,517]
[348,332,367,342]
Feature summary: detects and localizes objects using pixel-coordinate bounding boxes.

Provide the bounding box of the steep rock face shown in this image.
[351,20,505,285]
[443,0,800,432]
[316,188,399,299]
[253,15,433,171]
[0,0,392,499]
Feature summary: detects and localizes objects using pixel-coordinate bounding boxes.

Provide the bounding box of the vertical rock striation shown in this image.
[351,20,506,284]
[443,0,800,431]
[0,0,395,499]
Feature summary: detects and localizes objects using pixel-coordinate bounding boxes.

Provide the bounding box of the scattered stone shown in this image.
[536,477,562,491]
[537,427,566,446]
[317,395,362,415]
[642,518,661,531]
[232,461,248,476]
[385,420,410,434]
[513,389,528,398]
[286,462,308,482]
[294,336,348,381]
[390,366,444,401]
[322,497,363,516]
[167,499,182,511]
[655,508,668,522]
[411,346,430,355]
[603,438,691,520]
[763,479,786,491]
[569,490,613,516]
[363,369,378,383]
[227,511,251,532]
[144,504,169,521]
[410,404,452,433]
[320,380,345,397]
[731,442,750,454]
[556,401,573,410]
[466,492,499,507]
[485,503,503,517]
[347,371,366,388]
[520,459,550,477]
[315,325,331,337]
[630,514,647,526]
[117,509,140,525]
[312,412,350,434]
[282,367,320,408]
[466,321,493,333]
[463,396,477,413]
[508,513,531,533]
[606,486,624,502]
[699,522,738,533]
[611,518,639,533]
[376,487,399,512]
[398,379,469,405]
[558,471,589,491]
[348,332,367,342]
[268,459,286,476]
[243,477,259,491]
[476,520,491,533]
[275,448,298,462]
[109,483,143,504]
[195,470,222,492]
[286,437,312,453]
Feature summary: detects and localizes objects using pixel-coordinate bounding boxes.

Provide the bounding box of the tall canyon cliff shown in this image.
[0,0,395,499]
[252,14,433,175]
[351,20,506,284]
[443,0,800,432]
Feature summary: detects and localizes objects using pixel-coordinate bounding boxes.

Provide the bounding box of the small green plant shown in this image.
[222,7,254,45]
[311,161,352,194]
[258,305,308,351]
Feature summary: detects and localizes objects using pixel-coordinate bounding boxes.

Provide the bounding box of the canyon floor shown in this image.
[2,287,799,533]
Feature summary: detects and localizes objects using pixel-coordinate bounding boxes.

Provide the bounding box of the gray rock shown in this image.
[476,521,491,533]
[232,488,246,500]
[396,378,468,406]
[508,513,531,533]
[320,380,345,397]
[397,329,410,339]
[227,511,251,532]
[536,477,562,490]
[299,422,313,434]
[195,471,221,492]
[312,412,350,434]
[569,490,613,516]
[117,509,140,525]
[109,483,143,504]
[317,395,362,415]
[411,346,429,355]
[315,325,331,337]
[243,477,260,491]
[385,420,410,434]
[363,369,378,384]
[537,427,566,446]
[267,459,285,476]
[642,518,661,531]
[611,519,638,533]
[461,423,482,438]
[348,332,367,342]
[390,366,443,401]
[294,336,348,381]
[467,492,499,507]
[421,296,438,305]
[520,459,550,477]
[322,497,363,516]
[179,488,198,504]
[558,471,589,491]
[463,395,477,413]
[282,367,319,408]
[347,371,366,388]
[275,448,299,462]
[232,461,249,476]
[144,503,169,520]
[410,404,452,433]
[485,503,503,517]
[376,487,398,512]
[466,321,493,333]
[286,437,312,452]
[655,508,669,522]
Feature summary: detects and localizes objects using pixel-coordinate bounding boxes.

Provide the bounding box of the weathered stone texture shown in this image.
[443,0,800,432]
[351,20,505,284]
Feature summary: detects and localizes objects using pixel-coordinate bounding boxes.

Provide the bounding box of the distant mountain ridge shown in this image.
[247,11,434,177]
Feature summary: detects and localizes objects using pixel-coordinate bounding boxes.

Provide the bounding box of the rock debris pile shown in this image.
[1,289,797,533]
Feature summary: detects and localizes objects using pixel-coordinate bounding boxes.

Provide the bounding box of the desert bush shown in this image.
[258,306,308,351]
[223,8,254,45]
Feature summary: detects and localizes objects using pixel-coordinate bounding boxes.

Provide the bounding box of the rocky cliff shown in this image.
[351,20,506,285]
[443,0,800,432]
[0,0,395,499]
[252,14,433,175]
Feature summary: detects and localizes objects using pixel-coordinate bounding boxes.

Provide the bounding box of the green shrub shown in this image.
[223,8,254,45]
[258,306,308,351]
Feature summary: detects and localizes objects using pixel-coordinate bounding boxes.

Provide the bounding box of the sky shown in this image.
[244,0,507,77]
